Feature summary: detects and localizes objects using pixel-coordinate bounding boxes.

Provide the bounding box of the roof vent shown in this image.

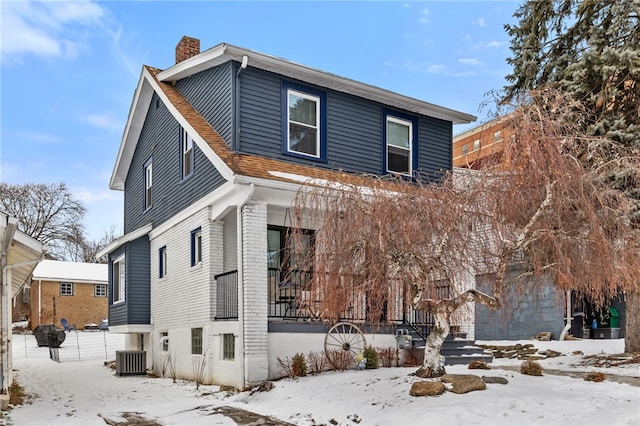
[175,36,200,64]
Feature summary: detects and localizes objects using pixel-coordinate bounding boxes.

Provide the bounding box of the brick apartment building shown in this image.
[453,116,512,169]
[26,259,108,330]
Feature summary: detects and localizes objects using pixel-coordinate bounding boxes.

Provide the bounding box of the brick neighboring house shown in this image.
[27,260,108,330]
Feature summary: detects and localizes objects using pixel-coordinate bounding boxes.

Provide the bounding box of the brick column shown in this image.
[241,201,268,385]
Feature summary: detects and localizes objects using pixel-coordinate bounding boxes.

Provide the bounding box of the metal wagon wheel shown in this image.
[324,322,366,369]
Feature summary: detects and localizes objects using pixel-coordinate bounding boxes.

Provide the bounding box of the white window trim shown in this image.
[287,88,321,158]
[145,161,153,210]
[386,115,413,176]
[113,253,126,304]
[159,246,167,278]
[191,229,202,267]
[182,128,194,179]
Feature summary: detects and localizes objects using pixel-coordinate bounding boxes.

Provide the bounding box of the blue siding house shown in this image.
[99,36,476,388]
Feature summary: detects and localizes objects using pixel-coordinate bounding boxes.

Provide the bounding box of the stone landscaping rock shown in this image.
[449,378,487,394]
[482,376,509,385]
[440,374,482,383]
[409,381,446,397]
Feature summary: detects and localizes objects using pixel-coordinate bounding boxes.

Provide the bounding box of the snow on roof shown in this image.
[32,259,107,284]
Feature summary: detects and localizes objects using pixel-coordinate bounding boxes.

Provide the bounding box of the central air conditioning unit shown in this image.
[115,350,147,376]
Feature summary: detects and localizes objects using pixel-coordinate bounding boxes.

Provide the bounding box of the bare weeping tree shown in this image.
[291,90,640,378]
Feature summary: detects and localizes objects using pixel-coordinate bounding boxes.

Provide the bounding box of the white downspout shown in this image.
[559,290,572,341]
[236,183,254,389]
[38,279,42,325]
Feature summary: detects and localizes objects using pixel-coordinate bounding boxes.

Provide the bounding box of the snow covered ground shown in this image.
[3,331,639,426]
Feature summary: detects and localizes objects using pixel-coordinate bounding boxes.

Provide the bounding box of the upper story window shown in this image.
[473,139,480,151]
[144,158,153,210]
[191,227,202,267]
[493,130,502,142]
[159,246,167,278]
[60,282,73,296]
[181,127,194,179]
[95,284,107,297]
[385,113,415,176]
[282,82,326,161]
[462,144,469,155]
[113,253,126,304]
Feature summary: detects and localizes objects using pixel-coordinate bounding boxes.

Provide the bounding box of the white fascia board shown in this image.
[12,229,44,255]
[110,67,235,191]
[110,71,153,190]
[148,181,239,239]
[96,223,153,259]
[144,68,235,182]
[108,324,152,334]
[158,43,476,124]
[234,174,302,193]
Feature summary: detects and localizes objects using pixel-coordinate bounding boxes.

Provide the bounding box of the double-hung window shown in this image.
[385,113,415,176]
[159,246,167,278]
[144,158,153,210]
[283,82,326,161]
[112,254,126,304]
[60,282,73,296]
[191,228,202,267]
[181,127,194,179]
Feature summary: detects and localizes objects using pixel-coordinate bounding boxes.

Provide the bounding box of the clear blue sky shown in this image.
[1,0,520,241]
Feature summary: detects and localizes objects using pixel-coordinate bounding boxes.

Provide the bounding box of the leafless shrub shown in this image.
[192,354,207,389]
[306,350,329,374]
[376,347,398,367]
[161,352,176,383]
[325,349,354,371]
[277,354,308,378]
[402,348,423,367]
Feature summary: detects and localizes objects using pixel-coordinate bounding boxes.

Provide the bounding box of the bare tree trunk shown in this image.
[415,309,449,378]
[625,290,640,353]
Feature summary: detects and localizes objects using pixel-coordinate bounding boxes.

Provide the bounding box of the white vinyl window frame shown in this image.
[112,253,126,304]
[159,245,167,278]
[144,159,153,210]
[286,88,321,158]
[181,128,194,179]
[385,115,413,176]
[191,228,202,267]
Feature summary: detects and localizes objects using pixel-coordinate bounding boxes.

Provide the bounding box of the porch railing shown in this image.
[266,269,451,337]
[215,270,238,319]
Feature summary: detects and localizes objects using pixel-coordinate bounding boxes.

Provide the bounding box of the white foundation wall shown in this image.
[267,331,399,379]
[151,322,243,388]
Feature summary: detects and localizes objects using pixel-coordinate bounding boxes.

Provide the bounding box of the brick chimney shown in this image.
[175,36,200,63]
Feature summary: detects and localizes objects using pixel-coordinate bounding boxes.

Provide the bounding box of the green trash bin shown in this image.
[609,307,620,328]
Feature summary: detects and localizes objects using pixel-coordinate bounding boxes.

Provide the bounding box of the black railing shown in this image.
[268,268,313,319]
[215,270,238,319]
